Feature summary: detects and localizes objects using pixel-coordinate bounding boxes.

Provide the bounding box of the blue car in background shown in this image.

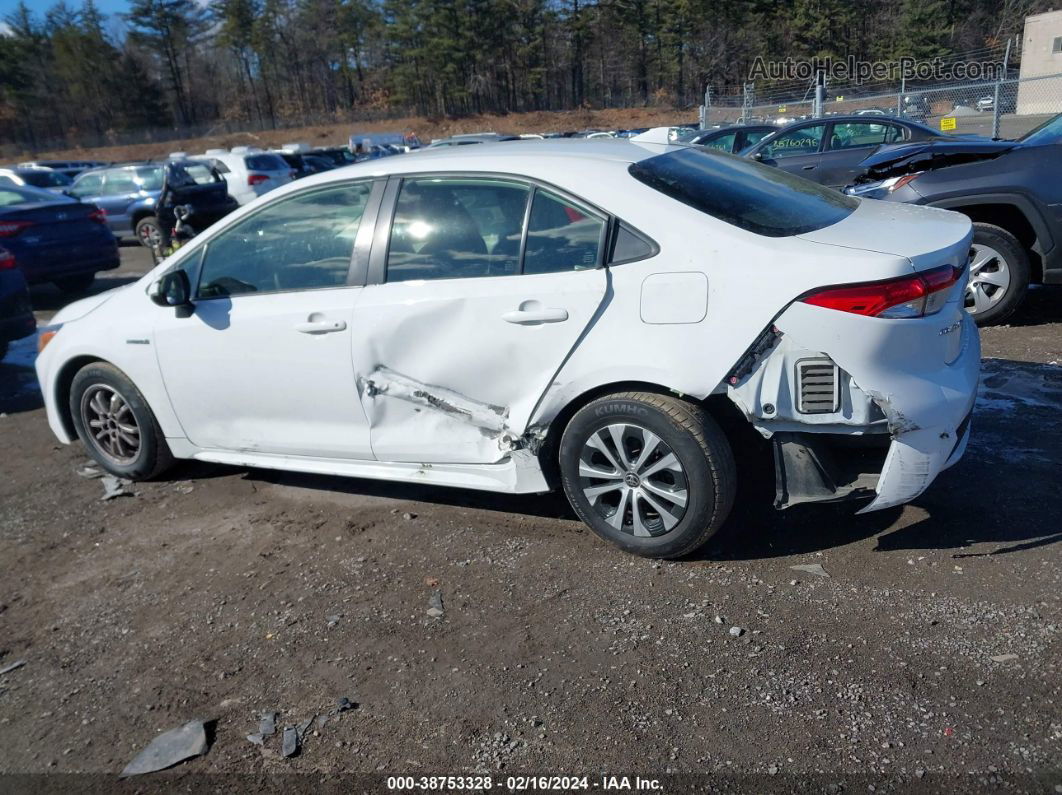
[0,264,35,361]
[69,159,238,247]
[0,184,118,294]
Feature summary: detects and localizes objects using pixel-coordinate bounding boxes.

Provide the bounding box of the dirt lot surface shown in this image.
[0,249,1060,791]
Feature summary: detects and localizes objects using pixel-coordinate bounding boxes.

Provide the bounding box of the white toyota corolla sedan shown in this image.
[36,138,979,559]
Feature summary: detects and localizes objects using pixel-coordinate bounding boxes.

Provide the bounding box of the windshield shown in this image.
[629,147,858,237]
[1019,113,1062,146]
[20,170,72,188]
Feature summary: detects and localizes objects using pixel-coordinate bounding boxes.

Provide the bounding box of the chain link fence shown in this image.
[704,73,1062,139]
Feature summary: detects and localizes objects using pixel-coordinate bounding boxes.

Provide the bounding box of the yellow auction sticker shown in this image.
[940,117,957,131]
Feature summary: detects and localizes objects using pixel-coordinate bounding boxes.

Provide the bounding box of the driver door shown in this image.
[153,180,380,459]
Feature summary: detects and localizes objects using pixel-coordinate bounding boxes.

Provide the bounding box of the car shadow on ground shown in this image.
[0,336,42,413]
[1007,284,1062,327]
[28,276,142,313]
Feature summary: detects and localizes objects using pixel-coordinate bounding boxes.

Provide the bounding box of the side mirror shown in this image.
[149,269,192,308]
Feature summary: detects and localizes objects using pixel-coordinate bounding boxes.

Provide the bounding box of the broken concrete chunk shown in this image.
[729,627,745,638]
[990,653,1019,663]
[76,464,103,479]
[315,715,329,731]
[281,726,299,757]
[789,563,830,578]
[259,711,278,736]
[0,660,26,675]
[296,716,314,740]
[100,475,133,501]
[246,733,264,746]
[119,719,209,777]
[426,590,444,618]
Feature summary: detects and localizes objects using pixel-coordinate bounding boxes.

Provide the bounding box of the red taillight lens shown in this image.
[0,245,15,270]
[248,174,269,186]
[801,265,960,318]
[0,220,33,237]
[88,208,106,223]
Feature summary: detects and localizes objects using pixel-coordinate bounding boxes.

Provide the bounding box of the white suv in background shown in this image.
[201,147,294,205]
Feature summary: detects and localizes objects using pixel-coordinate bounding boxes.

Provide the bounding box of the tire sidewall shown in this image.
[70,364,161,480]
[969,224,1030,326]
[559,397,717,558]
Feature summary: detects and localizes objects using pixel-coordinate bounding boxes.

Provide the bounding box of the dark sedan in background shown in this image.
[0,264,35,361]
[0,184,118,294]
[741,115,947,188]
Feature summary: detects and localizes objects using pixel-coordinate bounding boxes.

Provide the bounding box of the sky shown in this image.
[0,0,132,15]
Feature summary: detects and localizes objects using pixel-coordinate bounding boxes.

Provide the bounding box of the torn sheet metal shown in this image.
[362,367,509,435]
[765,299,979,513]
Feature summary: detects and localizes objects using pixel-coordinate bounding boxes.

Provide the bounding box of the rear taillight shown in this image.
[801,264,961,319]
[0,220,33,237]
[0,245,15,270]
[248,174,269,186]
[88,208,106,223]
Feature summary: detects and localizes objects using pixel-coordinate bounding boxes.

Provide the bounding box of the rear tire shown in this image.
[135,216,163,249]
[559,392,736,559]
[966,222,1030,326]
[70,362,174,480]
[54,273,95,294]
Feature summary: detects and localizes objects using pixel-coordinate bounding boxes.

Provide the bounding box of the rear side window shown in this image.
[387,178,531,282]
[245,154,287,171]
[629,147,857,238]
[135,167,164,190]
[523,190,606,274]
[169,163,218,187]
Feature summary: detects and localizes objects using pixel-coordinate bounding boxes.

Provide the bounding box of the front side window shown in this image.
[386,178,531,282]
[629,147,857,238]
[70,172,104,197]
[103,170,139,196]
[197,183,371,298]
[741,129,772,148]
[134,167,165,191]
[760,124,825,159]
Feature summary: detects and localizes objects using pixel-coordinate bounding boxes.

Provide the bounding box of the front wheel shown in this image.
[559,392,736,559]
[966,222,1030,326]
[70,362,174,480]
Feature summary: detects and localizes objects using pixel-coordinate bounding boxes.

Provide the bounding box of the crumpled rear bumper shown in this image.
[737,300,980,514]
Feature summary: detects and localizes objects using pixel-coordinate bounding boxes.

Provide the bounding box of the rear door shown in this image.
[755,123,827,181]
[817,121,907,188]
[350,175,609,464]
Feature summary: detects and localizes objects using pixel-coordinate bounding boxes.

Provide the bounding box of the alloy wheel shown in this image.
[577,423,689,538]
[81,384,141,465]
[966,243,1012,316]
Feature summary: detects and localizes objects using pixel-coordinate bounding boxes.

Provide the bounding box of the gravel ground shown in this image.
[0,247,1059,792]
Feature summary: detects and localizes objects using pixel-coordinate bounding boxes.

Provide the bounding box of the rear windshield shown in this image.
[628,147,858,237]
[245,154,288,172]
[170,162,220,186]
[21,170,72,188]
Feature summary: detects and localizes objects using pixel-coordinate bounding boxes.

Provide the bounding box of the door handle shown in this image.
[294,319,347,334]
[802,164,816,170]
[501,307,569,325]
